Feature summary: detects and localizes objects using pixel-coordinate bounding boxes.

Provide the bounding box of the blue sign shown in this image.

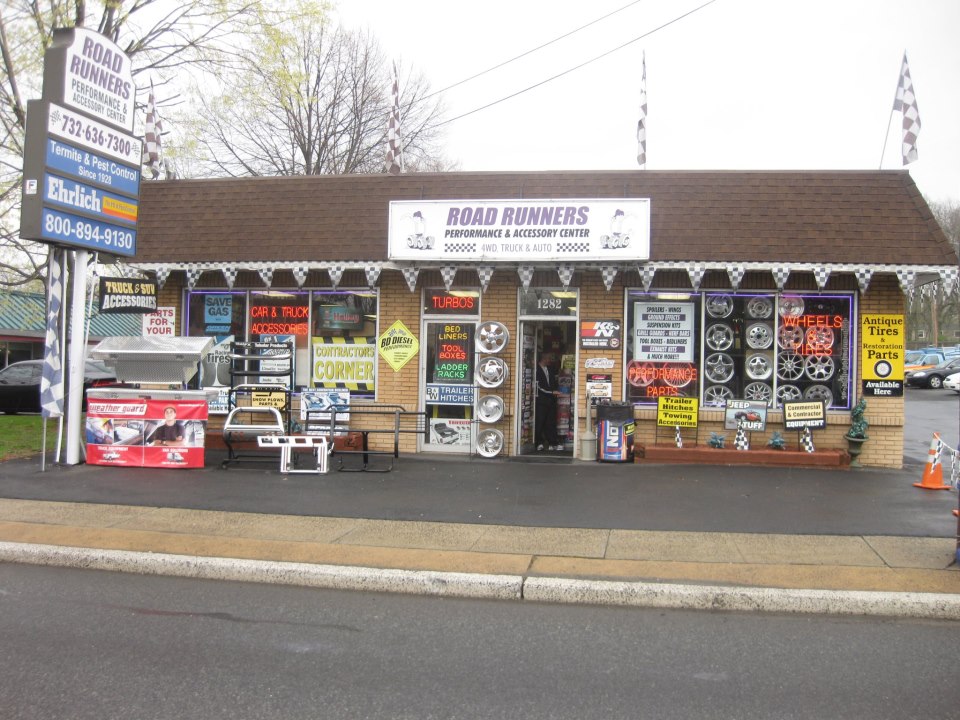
[43,173,137,227]
[425,383,475,406]
[46,138,140,195]
[40,207,136,256]
[204,295,233,325]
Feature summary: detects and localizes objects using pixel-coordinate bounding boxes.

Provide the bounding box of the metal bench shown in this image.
[306,404,428,472]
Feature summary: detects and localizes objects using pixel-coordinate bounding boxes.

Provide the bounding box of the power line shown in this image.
[434,0,719,128]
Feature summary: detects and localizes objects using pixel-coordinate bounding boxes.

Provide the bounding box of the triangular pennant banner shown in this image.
[440,265,458,292]
[365,265,381,288]
[600,266,618,291]
[772,266,790,290]
[726,264,746,290]
[477,265,495,293]
[557,264,574,288]
[257,267,274,287]
[186,267,203,291]
[292,267,309,288]
[518,265,535,290]
[813,266,831,289]
[154,267,170,289]
[895,267,916,295]
[639,265,656,292]
[939,266,959,296]
[402,267,419,292]
[221,267,238,289]
[687,265,706,292]
[328,266,344,288]
[854,267,873,294]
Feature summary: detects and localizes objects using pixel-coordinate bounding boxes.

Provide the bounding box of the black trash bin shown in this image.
[596,402,635,462]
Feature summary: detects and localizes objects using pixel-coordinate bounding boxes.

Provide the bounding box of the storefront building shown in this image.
[130,170,958,468]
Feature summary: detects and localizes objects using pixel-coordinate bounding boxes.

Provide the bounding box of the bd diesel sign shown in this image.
[20,28,141,257]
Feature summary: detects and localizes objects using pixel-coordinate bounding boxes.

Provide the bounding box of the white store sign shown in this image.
[633,301,695,362]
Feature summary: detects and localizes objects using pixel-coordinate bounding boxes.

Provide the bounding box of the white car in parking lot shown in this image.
[944,371,960,394]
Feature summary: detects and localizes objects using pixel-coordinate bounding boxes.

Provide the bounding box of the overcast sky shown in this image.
[338,0,959,204]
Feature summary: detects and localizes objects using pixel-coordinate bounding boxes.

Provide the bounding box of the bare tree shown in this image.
[190,9,449,176]
[907,198,960,348]
[0,0,266,289]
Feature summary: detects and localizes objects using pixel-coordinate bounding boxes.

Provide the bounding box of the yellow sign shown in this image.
[378,320,419,372]
[656,396,698,427]
[860,314,904,381]
[251,391,286,410]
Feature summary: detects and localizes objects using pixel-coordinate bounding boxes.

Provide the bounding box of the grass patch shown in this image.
[0,415,60,461]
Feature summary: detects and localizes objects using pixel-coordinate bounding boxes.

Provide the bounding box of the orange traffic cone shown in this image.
[914,433,951,490]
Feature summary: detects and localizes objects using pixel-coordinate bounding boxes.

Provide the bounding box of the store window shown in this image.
[625,292,701,404]
[310,291,378,397]
[186,291,247,393]
[625,291,854,410]
[249,291,311,386]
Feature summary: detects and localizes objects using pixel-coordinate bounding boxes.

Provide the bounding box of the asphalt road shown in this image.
[3,564,959,720]
[902,386,960,466]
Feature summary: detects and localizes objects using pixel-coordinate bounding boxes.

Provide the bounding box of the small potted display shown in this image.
[845,399,869,467]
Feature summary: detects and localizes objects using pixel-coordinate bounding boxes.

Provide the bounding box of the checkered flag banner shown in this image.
[893,52,921,165]
[477,265,494,293]
[639,264,656,291]
[734,421,749,451]
[939,266,959,296]
[385,61,403,175]
[813,266,831,289]
[221,267,238,289]
[365,265,381,288]
[327,266,344,289]
[801,426,815,453]
[402,267,419,292]
[40,247,65,419]
[557,264,574,288]
[636,51,647,168]
[726,264,746,291]
[141,80,164,180]
[154,266,170,289]
[186,267,204,290]
[895,267,916,296]
[293,267,309,288]
[854,267,873,294]
[517,265,535,290]
[257,267,274,287]
[687,265,706,292]
[675,425,682,449]
[440,265,458,291]
[772,266,790,290]
[600,266,618,291]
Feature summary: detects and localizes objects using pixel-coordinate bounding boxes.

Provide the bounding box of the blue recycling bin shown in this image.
[596,402,635,462]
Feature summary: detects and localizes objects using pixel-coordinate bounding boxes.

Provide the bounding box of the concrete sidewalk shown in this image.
[1,496,958,618]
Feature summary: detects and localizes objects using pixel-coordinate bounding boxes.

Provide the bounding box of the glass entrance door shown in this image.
[422,319,476,453]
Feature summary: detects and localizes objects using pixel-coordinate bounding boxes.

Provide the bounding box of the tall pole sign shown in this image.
[20,27,141,257]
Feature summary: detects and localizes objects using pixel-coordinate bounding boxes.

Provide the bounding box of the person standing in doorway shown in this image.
[535,352,562,451]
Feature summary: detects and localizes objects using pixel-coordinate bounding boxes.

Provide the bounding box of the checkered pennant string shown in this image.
[292,267,309,288]
[401,267,419,292]
[600,266,618,291]
[938,266,959,296]
[771,266,790,290]
[726,264,746,291]
[221,267,238,289]
[327,266,344,289]
[476,265,494,293]
[801,426,815,453]
[557,264,574,288]
[734,421,749,451]
[950,451,959,490]
[518,265,535,290]
[440,265,458,291]
[154,267,170,289]
[40,247,64,419]
[639,264,656,291]
[186,266,203,291]
[893,52,921,165]
[257,267,274,287]
[687,265,706,292]
[675,426,682,449]
[895,267,915,296]
[636,51,647,168]
[385,61,403,175]
[813,266,831,289]
[854,267,873,294]
[365,265,381,289]
[140,80,164,180]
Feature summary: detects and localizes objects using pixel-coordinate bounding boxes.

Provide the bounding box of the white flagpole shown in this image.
[878,54,903,169]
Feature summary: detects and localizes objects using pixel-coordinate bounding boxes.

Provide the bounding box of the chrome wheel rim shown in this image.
[804,354,835,380]
[744,382,772,402]
[705,353,735,383]
[746,323,774,349]
[705,295,734,318]
[776,351,805,380]
[704,385,733,406]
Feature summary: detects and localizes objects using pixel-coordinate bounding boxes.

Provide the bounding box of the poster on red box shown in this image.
[85,398,208,469]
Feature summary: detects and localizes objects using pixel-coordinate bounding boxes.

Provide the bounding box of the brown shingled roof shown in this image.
[134,170,956,266]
